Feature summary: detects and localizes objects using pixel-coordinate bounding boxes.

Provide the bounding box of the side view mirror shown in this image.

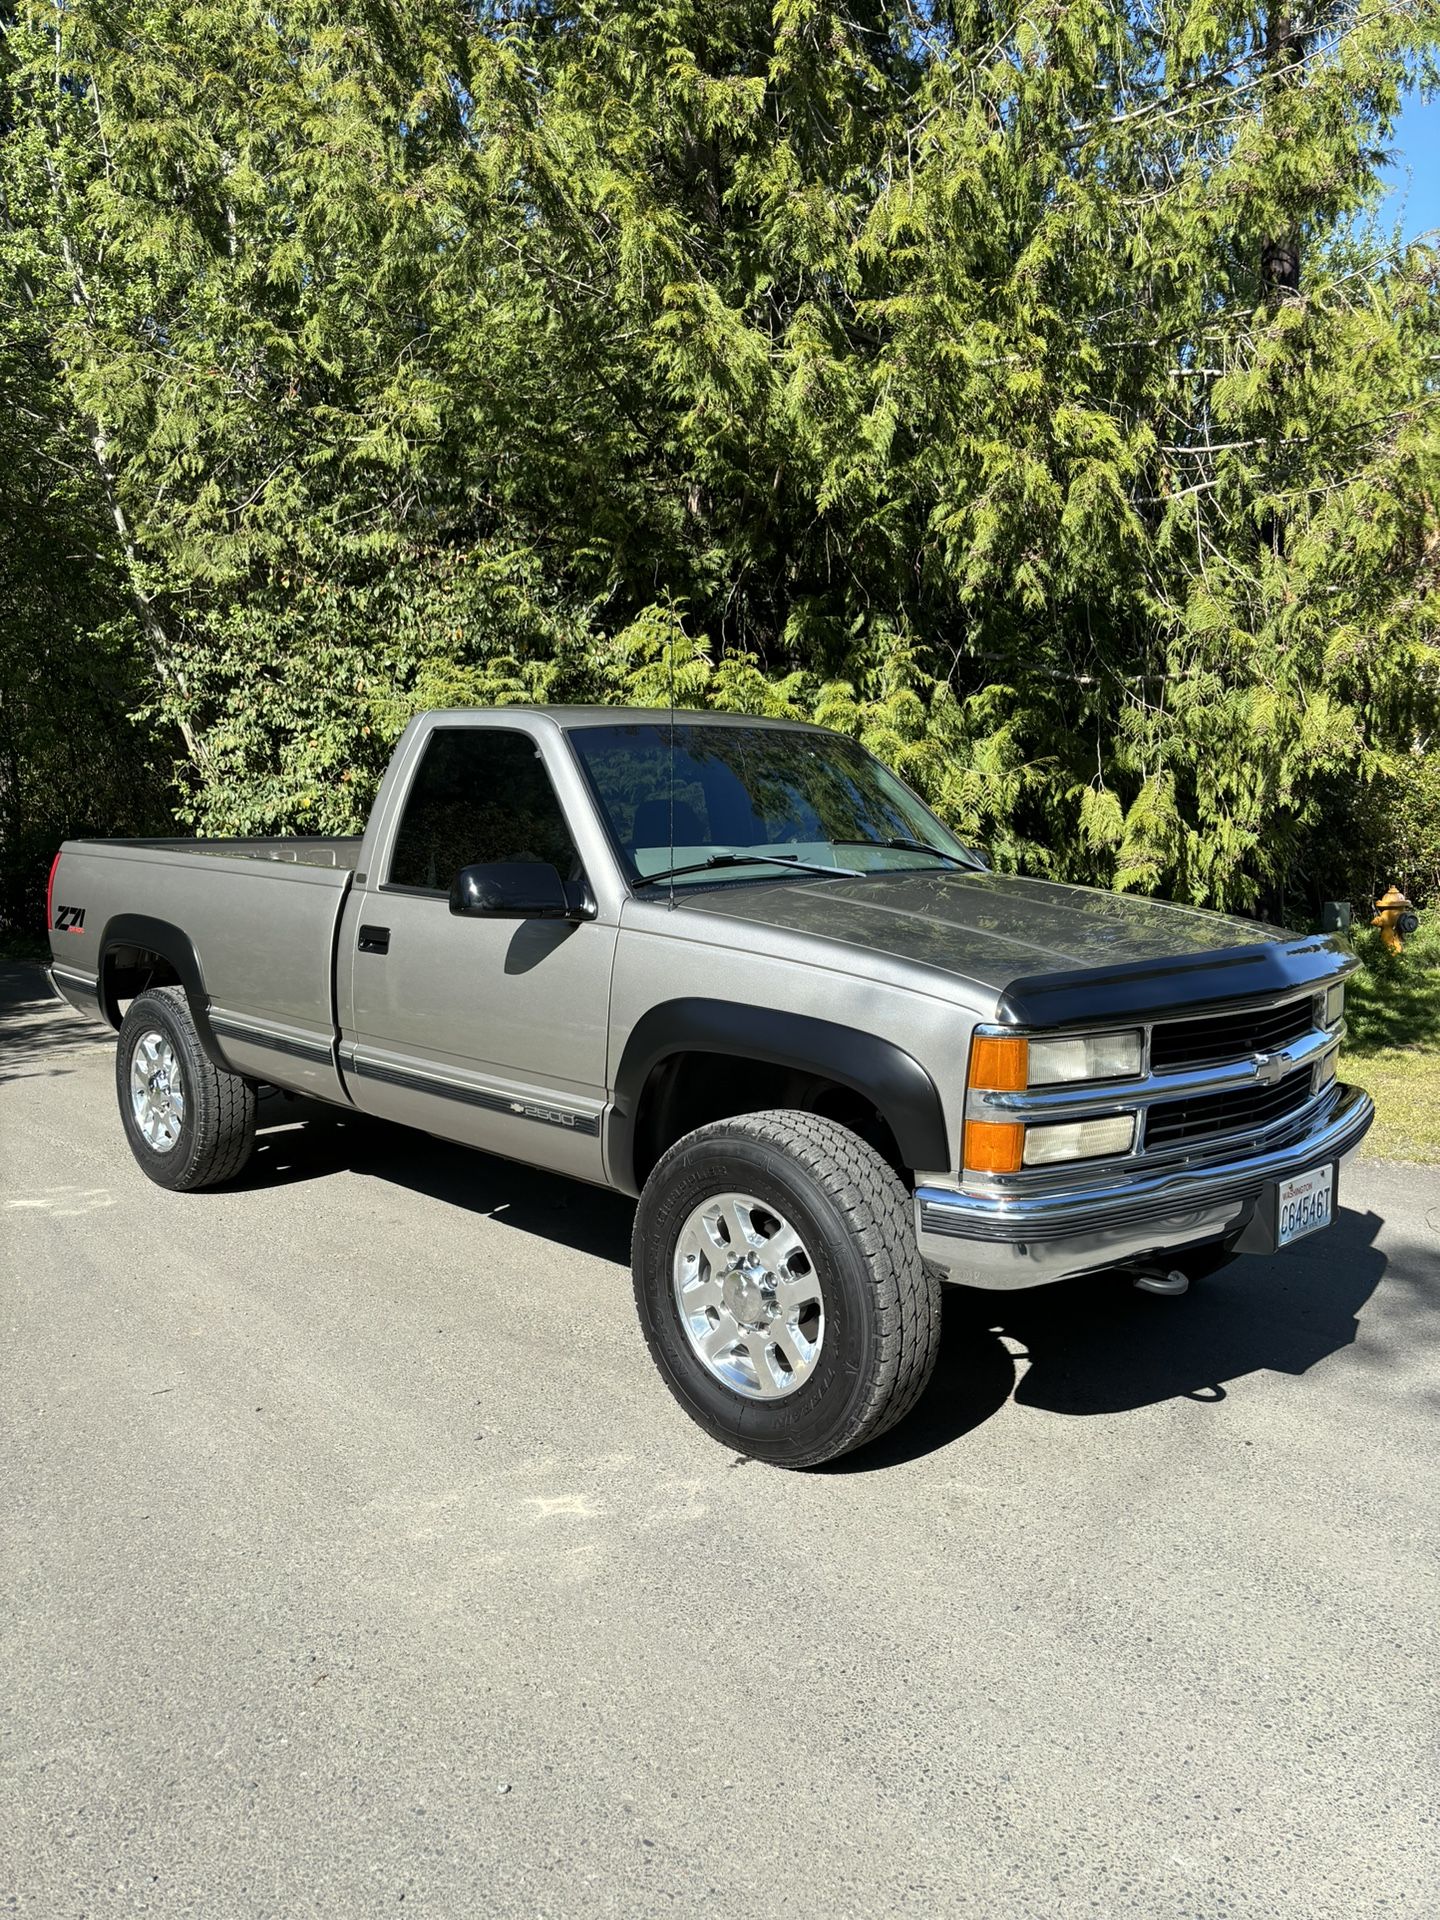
[450,861,587,921]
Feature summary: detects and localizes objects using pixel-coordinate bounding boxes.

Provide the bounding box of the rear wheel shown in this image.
[116,987,256,1191]
[632,1110,941,1468]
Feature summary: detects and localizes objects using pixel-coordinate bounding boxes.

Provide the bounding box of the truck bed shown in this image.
[72,835,363,871]
[49,834,359,1103]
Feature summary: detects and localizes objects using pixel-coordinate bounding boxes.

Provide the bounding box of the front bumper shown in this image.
[915,1082,1374,1290]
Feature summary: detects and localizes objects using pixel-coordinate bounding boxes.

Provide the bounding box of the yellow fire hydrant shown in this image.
[1372,885,1418,955]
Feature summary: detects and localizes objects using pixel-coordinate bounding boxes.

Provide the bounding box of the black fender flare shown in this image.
[607,998,951,1196]
[98,913,232,1073]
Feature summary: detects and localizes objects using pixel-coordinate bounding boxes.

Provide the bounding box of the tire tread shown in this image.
[117,987,256,1190]
[633,1109,942,1467]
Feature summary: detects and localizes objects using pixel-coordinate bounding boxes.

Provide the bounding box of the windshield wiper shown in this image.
[633,851,863,889]
[828,836,980,870]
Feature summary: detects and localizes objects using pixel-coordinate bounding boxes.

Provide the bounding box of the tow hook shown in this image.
[1131,1266,1190,1297]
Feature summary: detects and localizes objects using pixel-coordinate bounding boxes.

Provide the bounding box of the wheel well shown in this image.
[100,944,183,1027]
[630,1050,907,1190]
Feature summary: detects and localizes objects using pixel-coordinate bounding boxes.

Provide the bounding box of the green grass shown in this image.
[1341,913,1440,1163]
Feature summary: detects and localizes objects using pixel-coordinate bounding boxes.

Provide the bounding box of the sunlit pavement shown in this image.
[4,965,1437,1919]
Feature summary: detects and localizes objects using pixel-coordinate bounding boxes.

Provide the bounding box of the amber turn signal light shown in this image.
[963,1118,1025,1174]
[968,1033,1028,1091]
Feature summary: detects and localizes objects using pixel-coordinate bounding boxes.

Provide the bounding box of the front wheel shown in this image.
[116,987,257,1191]
[631,1111,941,1468]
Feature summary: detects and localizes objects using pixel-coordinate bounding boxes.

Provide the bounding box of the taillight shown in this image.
[45,850,61,930]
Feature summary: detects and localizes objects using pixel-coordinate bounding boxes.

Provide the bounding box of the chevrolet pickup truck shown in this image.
[46,707,1373,1465]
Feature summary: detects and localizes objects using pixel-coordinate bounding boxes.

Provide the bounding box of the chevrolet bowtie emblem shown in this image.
[1253,1052,1286,1086]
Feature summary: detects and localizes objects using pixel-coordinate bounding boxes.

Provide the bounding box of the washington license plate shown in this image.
[1276,1164,1334,1248]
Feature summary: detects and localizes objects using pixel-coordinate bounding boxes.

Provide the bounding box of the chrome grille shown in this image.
[1143,1066,1315,1150]
[1149,996,1315,1072]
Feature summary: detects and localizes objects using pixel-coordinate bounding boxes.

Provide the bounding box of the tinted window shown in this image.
[387,729,580,892]
[568,722,973,885]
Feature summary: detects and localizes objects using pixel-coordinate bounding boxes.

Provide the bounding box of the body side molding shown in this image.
[607,997,951,1196]
[209,1014,335,1067]
[47,962,105,1022]
[339,1048,601,1135]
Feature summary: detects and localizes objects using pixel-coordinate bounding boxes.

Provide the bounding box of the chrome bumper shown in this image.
[915,1083,1374,1290]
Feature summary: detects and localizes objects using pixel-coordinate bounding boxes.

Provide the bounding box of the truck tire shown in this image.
[116,986,257,1191]
[632,1110,942,1468]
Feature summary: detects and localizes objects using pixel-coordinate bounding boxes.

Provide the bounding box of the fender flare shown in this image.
[98,913,231,1072]
[607,997,951,1195]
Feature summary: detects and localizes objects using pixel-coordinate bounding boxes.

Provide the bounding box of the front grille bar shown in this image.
[1149,995,1316,1071]
[1144,1064,1315,1149]
[966,987,1344,1181]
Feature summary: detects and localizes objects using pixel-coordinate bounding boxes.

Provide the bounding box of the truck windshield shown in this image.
[566,722,982,888]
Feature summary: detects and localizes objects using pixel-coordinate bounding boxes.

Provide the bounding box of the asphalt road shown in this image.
[3,964,1437,1919]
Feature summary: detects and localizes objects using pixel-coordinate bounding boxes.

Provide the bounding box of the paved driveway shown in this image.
[2,965,1437,1918]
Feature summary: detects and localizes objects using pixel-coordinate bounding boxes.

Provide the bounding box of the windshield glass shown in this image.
[566,722,980,888]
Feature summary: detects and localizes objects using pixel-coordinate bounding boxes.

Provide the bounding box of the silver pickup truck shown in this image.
[47,706,1373,1465]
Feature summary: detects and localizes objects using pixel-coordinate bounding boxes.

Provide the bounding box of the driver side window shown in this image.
[387,728,580,893]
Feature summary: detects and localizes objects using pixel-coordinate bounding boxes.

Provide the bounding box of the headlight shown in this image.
[1027,1030,1143,1086]
[964,1028,1142,1174]
[1323,983,1345,1030]
[969,1029,1143,1090]
[1021,1115,1136,1166]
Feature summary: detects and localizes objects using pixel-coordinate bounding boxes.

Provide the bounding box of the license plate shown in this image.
[1276,1163,1334,1247]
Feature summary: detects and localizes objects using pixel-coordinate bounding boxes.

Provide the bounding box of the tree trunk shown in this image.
[1261,4,1302,302]
[1260,3,1303,559]
[39,146,207,770]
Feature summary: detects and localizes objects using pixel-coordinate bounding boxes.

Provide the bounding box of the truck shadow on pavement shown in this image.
[841,1204,1403,1471]
[242,1095,1417,1470]
[241,1093,637,1265]
[0,968,115,1083]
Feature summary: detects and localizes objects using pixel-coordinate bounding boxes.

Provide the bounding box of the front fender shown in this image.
[607,997,951,1196]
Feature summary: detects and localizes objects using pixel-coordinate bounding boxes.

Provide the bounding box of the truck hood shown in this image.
[680,869,1351,1023]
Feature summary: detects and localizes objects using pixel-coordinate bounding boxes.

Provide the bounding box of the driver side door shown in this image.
[339,723,617,1182]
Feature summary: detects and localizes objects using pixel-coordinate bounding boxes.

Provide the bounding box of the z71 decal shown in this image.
[54,904,86,933]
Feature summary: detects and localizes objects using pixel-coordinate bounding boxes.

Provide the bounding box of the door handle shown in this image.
[358,924,390,954]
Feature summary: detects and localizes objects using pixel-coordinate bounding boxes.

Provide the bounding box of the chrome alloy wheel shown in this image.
[129,1029,186,1153]
[672,1192,825,1399]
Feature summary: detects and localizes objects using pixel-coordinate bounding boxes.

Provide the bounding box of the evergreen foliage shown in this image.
[2,0,1437,921]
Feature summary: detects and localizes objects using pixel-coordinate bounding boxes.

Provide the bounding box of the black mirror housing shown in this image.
[450,861,579,920]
